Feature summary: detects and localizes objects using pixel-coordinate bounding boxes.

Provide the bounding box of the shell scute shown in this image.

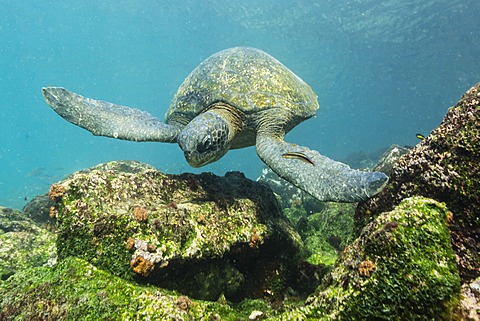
[165,47,318,123]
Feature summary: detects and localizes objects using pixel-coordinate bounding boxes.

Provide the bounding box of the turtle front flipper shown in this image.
[256,135,388,202]
[42,87,180,142]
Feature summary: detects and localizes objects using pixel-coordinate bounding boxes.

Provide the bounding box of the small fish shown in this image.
[416,133,425,140]
[282,152,315,165]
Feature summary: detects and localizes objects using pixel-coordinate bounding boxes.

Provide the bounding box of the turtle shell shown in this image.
[165,47,318,125]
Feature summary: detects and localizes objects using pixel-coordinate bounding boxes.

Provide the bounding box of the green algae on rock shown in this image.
[356,82,480,281]
[0,207,56,280]
[49,161,302,301]
[286,202,355,268]
[0,256,271,321]
[282,197,461,321]
[0,196,463,320]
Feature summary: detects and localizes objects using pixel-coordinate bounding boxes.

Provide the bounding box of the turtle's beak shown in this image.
[183,150,211,168]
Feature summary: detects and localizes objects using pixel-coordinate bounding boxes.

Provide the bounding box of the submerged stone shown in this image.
[357,82,480,281]
[257,166,325,213]
[22,194,55,228]
[0,197,463,320]
[0,256,268,320]
[286,202,355,268]
[373,144,410,176]
[457,277,480,320]
[282,197,461,320]
[0,207,56,280]
[49,161,302,301]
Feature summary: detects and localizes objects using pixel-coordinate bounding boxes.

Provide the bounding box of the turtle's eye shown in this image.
[197,137,214,153]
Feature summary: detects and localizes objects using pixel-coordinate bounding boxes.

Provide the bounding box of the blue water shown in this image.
[1,1,479,209]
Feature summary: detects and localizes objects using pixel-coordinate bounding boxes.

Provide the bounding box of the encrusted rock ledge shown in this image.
[47,160,302,301]
[282,197,461,320]
[357,82,480,282]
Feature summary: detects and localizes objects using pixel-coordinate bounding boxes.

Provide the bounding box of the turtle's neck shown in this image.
[204,102,245,140]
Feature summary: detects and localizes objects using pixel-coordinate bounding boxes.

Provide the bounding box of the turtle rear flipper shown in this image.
[42,87,180,143]
[256,135,388,202]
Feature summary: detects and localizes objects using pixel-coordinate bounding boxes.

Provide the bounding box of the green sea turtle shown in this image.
[42,47,388,202]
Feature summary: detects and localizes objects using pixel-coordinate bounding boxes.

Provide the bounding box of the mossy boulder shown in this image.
[0,256,274,320]
[22,194,55,227]
[278,203,356,296]
[48,161,302,301]
[0,207,56,280]
[0,196,463,320]
[286,202,355,268]
[357,82,480,281]
[282,197,461,320]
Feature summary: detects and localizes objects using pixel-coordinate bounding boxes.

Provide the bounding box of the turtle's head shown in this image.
[178,112,231,167]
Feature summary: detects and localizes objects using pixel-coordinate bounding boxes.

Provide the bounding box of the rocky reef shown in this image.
[283,197,461,320]
[256,167,325,213]
[285,202,355,268]
[0,207,56,280]
[1,83,479,320]
[46,160,302,302]
[0,256,271,320]
[357,82,480,282]
[0,196,468,320]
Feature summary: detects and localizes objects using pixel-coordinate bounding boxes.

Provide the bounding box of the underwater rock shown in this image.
[0,256,273,320]
[282,202,356,296]
[282,197,461,320]
[75,159,157,174]
[458,277,480,321]
[286,202,355,268]
[0,206,56,280]
[22,161,155,229]
[357,82,480,281]
[373,144,410,176]
[49,161,302,301]
[0,198,464,320]
[343,149,385,171]
[22,194,55,227]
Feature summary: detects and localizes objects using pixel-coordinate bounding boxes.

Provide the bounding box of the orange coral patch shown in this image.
[130,255,154,276]
[359,260,376,277]
[48,183,65,201]
[132,206,148,222]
